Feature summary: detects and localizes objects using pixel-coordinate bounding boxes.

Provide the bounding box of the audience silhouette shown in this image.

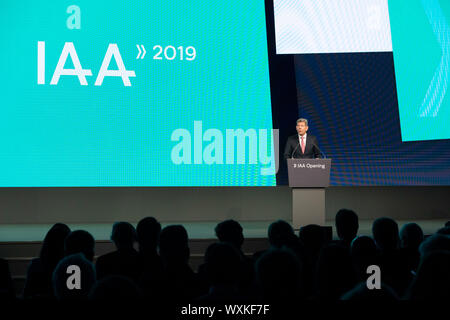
[255,248,304,303]
[335,209,359,247]
[23,223,71,299]
[52,253,96,301]
[64,230,95,262]
[197,242,244,302]
[1,213,449,304]
[372,217,412,296]
[400,223,424,272]
[96,222,140,282]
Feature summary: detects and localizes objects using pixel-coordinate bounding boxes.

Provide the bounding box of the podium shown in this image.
[287,159,331,229]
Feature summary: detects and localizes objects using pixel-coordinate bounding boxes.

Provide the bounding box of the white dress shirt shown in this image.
[298,133,307,152]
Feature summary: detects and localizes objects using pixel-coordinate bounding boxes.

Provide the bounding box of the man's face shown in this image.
[296,122,308,136]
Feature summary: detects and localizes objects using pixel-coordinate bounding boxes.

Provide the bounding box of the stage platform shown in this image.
[0,218,447,242]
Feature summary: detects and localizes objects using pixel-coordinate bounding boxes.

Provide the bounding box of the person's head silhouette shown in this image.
[52,253,96,301]
[419,234,450,257]
[215,220,244,250]
[111,221,137,251]
[268,220,295,248]
[372,217,399,252]
[136,217,161,253]
[64,230,95,262]
[159,225,189,265]
[335,209,359,245]
[299,224,325,254]
[400,223,423,250]
[40,223,71,269]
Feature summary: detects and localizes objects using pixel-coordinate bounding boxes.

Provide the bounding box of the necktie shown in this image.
[301,136,305,153]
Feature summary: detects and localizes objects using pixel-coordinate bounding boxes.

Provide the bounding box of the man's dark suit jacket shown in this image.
[284,134,321,159]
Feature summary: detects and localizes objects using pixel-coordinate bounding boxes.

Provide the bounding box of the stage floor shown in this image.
[0,219,447,242]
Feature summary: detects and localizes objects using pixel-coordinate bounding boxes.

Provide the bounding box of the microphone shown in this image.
[291,141,300,159]
[311,143,327,159]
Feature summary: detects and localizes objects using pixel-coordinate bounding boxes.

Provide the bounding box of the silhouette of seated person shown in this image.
[253,220,298,261]
[52,253,96,301]
[197,242,247,303]
[405,250,450,300]
[64,230,95,262]
[372,217,412,297]
[436,226,450,236]
[334,209,359,248]
[0,258,14,300]
[23,223,71,299]
[399,223,424,273]
[136,217,163,279]
[418,233,450,257]
[255,248,304,305]
[298,224,328,297]
[350,236,380,282]
[341,282,399,301]
[212,220,254,293]
[95,222,140,282]
[89,275,142,302]
[148,225,202,302]
[313,243,357,300]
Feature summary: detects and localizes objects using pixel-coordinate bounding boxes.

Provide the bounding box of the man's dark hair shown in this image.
[372,217,399,251]
[335,209,359,243]
[159,225,189,264]
[136,217,161,251]
[64,230,95,261]
[215,220,244,249]
[399,223,424,249]
[40,223,71,270]
[268,220,295,248]
[110,221,137,250]
[419,234,450,257]
[436,226,450,236]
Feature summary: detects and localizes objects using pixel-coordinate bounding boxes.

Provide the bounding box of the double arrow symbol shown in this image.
[136,45,146,59]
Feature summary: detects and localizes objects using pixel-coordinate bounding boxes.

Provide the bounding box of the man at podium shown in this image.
[284,118,321,159]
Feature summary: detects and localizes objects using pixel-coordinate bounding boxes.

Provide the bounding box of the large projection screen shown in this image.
[0,1,276,187]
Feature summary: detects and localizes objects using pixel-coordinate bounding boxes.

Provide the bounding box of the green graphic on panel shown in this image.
[389,0,450,141]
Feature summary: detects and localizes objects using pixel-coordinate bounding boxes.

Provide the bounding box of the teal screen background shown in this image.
[0,1,276,186]
[389,0,450,142]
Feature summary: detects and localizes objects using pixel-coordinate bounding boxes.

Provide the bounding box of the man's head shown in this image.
[64,230,95,262]
[52,253,96,301]
[372,217,399,252]
[296,118,309,136]
[399,223,424,250]
[215,219,244,250]
[136,217,161,252]
[335,209,359,244]
[268,220,295,248]
[111,222,137,250]
[159,225,190,265]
